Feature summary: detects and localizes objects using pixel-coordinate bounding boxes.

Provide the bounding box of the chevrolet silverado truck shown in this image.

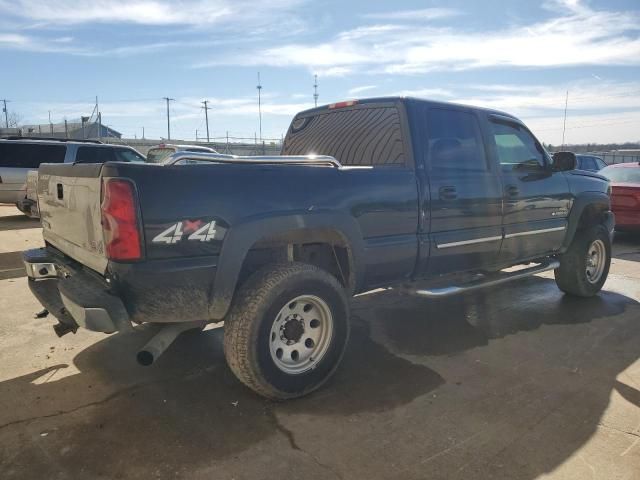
[23,97,614,399]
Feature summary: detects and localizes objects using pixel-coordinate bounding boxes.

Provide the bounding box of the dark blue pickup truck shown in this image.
[23,97,614,399]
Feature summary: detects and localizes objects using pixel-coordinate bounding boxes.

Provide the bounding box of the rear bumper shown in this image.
[23,248,132,334]
[0,187,24,205]
[612,210,639,229]
[16,198,38,217]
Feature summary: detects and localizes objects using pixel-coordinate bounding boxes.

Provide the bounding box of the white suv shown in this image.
[0,138,145,214]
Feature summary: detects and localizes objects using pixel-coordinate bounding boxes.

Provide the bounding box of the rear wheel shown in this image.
[554,224,611,297]
[224,262,350,399]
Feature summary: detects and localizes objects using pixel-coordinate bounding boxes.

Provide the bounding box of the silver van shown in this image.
[0,138,145,214]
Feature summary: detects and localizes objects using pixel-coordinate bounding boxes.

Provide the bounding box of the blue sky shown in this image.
[1,0,639,144]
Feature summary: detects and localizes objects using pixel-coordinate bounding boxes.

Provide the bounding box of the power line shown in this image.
[163,97,175,140]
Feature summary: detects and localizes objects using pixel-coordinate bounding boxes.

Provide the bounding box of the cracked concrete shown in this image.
[1,205,639,479]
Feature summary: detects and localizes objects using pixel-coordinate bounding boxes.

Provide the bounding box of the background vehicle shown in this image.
[601,162,640,231]
[576,154,607,172]
[0,137,145,216]
[146,144,218,164]
[23,98,614,400]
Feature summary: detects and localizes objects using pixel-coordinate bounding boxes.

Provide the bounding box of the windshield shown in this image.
[601,165,640,183]
[146,147,174,163]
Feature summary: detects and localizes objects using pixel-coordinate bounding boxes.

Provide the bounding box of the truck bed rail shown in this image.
[167,152,341,168]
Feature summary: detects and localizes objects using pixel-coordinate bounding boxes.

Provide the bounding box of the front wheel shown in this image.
[554,224,611,297]
[224,262,350,399]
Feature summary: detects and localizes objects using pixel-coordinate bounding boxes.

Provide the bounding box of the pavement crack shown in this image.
[597,422,640,439]
[270,409,344,480]
[0,365,217,432]
[0,383,141,432]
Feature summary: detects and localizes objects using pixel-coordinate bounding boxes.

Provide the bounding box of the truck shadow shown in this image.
[0,213,40,232]
[0,251,27,280]
[1,276,639,479]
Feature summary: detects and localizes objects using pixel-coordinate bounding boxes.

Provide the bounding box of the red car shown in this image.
[601,162,640,231]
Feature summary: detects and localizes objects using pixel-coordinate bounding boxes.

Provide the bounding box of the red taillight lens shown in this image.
[101,178,142,261]
[328,100,358,109]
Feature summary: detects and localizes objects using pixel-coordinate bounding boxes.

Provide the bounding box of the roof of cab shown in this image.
[294,96,520,121]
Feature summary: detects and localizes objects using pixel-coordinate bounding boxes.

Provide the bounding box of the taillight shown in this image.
[328,100,358,109]
[101,178,142,261]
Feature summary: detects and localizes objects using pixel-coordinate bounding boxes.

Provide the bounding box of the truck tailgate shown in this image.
[37,163,108,274]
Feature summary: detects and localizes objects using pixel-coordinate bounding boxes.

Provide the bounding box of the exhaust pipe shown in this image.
[136,321,205,366]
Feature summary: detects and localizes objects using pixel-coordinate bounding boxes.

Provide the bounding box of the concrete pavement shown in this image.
[0,205,638,479]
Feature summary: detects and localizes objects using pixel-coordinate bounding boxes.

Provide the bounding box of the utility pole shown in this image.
[314,74,319,107]
[48,110,53,135]
[196,129,199,142]
[64,119,68,138]
[257,72,263,142]
[96,96,101,141]
[202,100,211,142]
[1,99,9,128]
[142,126,145,140]
[561,90,569,148]
[163,97,175,140]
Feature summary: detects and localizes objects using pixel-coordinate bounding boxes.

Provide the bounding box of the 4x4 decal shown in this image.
[152,219,226,244]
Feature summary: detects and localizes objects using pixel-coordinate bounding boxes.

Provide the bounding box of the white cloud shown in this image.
[0,0,302,26]
[391,88,454,98]
[347,85,377,95]
[203,2,640,74]
[525,110,640,145]
[455,82,640,113]
[0,33,28,46]
[363,8,460,21]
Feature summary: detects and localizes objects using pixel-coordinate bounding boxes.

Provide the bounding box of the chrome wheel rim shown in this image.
[269,295,334,375]
[585,239,606,284]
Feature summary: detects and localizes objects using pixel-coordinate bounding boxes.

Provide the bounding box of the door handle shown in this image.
[439,186,457,200]
[505,185,519,197]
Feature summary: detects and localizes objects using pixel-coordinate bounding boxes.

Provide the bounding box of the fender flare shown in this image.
[562,191,611,250]
[208,212,365,319]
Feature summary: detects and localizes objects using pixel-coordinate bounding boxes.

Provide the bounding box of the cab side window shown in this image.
[114,148,144,162]
[491,121,546,170]
[426,109,488,172]
[75,147,115,164]
[580,156,597,171]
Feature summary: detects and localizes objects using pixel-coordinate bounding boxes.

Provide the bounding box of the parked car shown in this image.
[146,144,218,164]
[0,137,145,216]
[600,162,640,231]
[575,154,607,172]
[23,97,613,400]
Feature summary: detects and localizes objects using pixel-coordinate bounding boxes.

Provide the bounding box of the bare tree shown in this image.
[6,111,22,128]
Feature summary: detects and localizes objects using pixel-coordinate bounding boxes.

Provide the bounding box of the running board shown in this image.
[402,259,560,299]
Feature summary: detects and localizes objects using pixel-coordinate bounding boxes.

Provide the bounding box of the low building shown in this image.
[2,121,121,140]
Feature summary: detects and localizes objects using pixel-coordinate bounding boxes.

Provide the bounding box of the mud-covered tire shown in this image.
[554,224,611,297]
[223,262,350,400]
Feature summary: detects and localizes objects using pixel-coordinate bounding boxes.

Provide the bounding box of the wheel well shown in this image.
[577,203,608,230]
[238,228,354,291]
